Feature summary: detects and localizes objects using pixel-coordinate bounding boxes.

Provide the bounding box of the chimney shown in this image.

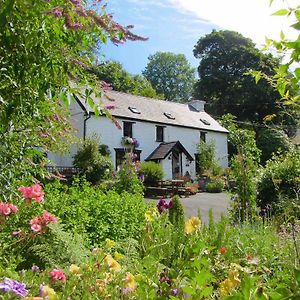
[188,100,206,112]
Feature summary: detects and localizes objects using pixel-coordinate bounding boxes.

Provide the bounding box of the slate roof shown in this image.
[146,141,194,161]
[76,90,229,133]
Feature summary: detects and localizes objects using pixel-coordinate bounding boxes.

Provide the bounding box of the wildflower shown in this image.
[220,246,227,254]
[0,202,18,216]
[96,273,113,293]
[31,265,40,272]
[157,198,173,214]
[105,104,115,110]
[0,278,28,297]
[18,183,44,203]
[40,285,59,300]
[114,251,124,261]
[170,288,179,296]
[70,0,81,6]
[124,272,136,291]
[52,7,62,18]
[144,207,158,222]
[29,211,58,233]
[185,216,201,234]
[104,254,121,272]
[246,254,252,261]
[105,238,116,248]
[49,268,66,282]
[219,269,240,297]
[69,264,81,276]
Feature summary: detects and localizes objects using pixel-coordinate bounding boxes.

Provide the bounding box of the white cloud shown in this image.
[167,0,298,48]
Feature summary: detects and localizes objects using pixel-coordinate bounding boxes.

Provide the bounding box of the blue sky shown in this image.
[101,0,297,75]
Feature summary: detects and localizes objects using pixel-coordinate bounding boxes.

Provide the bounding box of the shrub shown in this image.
[257,148,300,211]
[206,179,225,193]
[73,137,113,184]
[140,161,164,186]
[44,178,147,245]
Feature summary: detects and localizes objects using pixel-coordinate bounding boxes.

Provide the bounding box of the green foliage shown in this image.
[256,127,292,164]
[257,148,300,210]
[90,60,160,98]
[206,179,225,193]
[143,51,196,102]
[73,137,113,184]
[44,178,147,245]
[193,30,290,124]
[168,195,185,232]
[140,161,164,186]
[113,153,144,195]
[197,140,220,177]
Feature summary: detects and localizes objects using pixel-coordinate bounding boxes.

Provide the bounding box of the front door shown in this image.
[171,150,182,179]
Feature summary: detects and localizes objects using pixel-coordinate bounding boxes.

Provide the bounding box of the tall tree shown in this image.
[90,61,159,98]
[0,0,145,198]
[193,30,285,123]
[143,52,196,102]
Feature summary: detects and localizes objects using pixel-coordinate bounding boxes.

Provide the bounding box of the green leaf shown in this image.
[200,286,213,298]
[272,9,289,16]
[294,268,300,285]
[182,286,196,295]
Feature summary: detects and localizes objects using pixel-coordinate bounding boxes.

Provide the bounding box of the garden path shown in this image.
[145,192,231,224]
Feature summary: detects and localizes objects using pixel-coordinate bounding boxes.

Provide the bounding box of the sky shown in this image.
[101,0,298,75]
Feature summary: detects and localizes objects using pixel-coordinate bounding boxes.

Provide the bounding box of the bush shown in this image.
[206,179,225,193]
[257,148,300,211]
[140,161,164,186]
[73,137,113,184]
[44,178,148,245]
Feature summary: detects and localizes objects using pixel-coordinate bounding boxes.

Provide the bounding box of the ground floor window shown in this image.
[114,148,141,170]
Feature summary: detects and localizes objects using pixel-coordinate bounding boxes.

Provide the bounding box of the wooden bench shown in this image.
[145,187,169,197]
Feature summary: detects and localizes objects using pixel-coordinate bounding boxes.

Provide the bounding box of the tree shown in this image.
[90,60,159,98]
[143,52,196,102]
[0,0,145,198]
[193,30,289,123]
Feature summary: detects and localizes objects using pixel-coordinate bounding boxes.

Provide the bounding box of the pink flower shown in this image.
[31,223,42,233]
[42,211,58,223]
[52,7,63,18]
[49,268,66,282]
[18,183,44,203]
[0,203,18,217]
[29,211,58,233]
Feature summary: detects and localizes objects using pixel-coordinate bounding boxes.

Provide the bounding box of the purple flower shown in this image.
[157,198,173,214]
[70,0,81,6]
[52,7,63,18]
[0,278,28,297]
[170,288,179,296]
[105,104,115,110]
[31,264,40,272]
[132,138,139,148]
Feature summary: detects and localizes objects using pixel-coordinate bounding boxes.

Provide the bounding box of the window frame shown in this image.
[200,131,207,143]
[156,125,165,142]
[123,121,134,138]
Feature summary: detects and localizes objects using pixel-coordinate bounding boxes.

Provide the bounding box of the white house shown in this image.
[48,90,229,180]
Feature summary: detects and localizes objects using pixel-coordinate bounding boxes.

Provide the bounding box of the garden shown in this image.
[1,0,300,299]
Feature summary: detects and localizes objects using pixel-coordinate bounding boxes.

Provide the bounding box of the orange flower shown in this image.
[220,246,226,254]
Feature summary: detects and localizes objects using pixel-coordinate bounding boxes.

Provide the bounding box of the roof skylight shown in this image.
[200,118,210,126]
[128,106,141,114]
[164,112,175,120]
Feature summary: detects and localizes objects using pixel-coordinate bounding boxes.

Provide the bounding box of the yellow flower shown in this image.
[41,285,59,300]
[104,254,121,272]
[105,238,116,248]
[124,272,137,290]
[144,208,158,222]
[96,273,113,293]
[114,251,124,261]
[185,216,201,234]
[219,269,240,296]
[69,264,81,276]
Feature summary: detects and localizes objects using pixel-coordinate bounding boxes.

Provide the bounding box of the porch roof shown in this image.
[145,141,194,161]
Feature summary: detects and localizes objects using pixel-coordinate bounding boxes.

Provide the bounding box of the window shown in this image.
[156,126,164,142]
[164,112,175,120]
[115,149,141,170]
[128,106,141,114]
[200,131,207,143]
[200,118,210,126]
[123,122,133,137]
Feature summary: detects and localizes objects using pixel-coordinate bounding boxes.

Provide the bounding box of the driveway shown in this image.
[145,192,231,224]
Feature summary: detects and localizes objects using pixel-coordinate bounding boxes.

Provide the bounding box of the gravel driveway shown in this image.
[145,192,231,224]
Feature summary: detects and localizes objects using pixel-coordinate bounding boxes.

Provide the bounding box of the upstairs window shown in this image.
[164,112,175,120]
[156,126,165,142]
[123,121,133,138]
[200,131,207,143]
[200,118,210,126]
[128,106,141,114]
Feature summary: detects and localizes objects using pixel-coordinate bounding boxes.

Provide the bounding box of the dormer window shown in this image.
[128,106,141,114]
[200,118,210,126]
[164,112,175,120]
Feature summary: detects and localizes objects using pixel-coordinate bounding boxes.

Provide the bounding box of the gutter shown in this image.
[83,112,92,141]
